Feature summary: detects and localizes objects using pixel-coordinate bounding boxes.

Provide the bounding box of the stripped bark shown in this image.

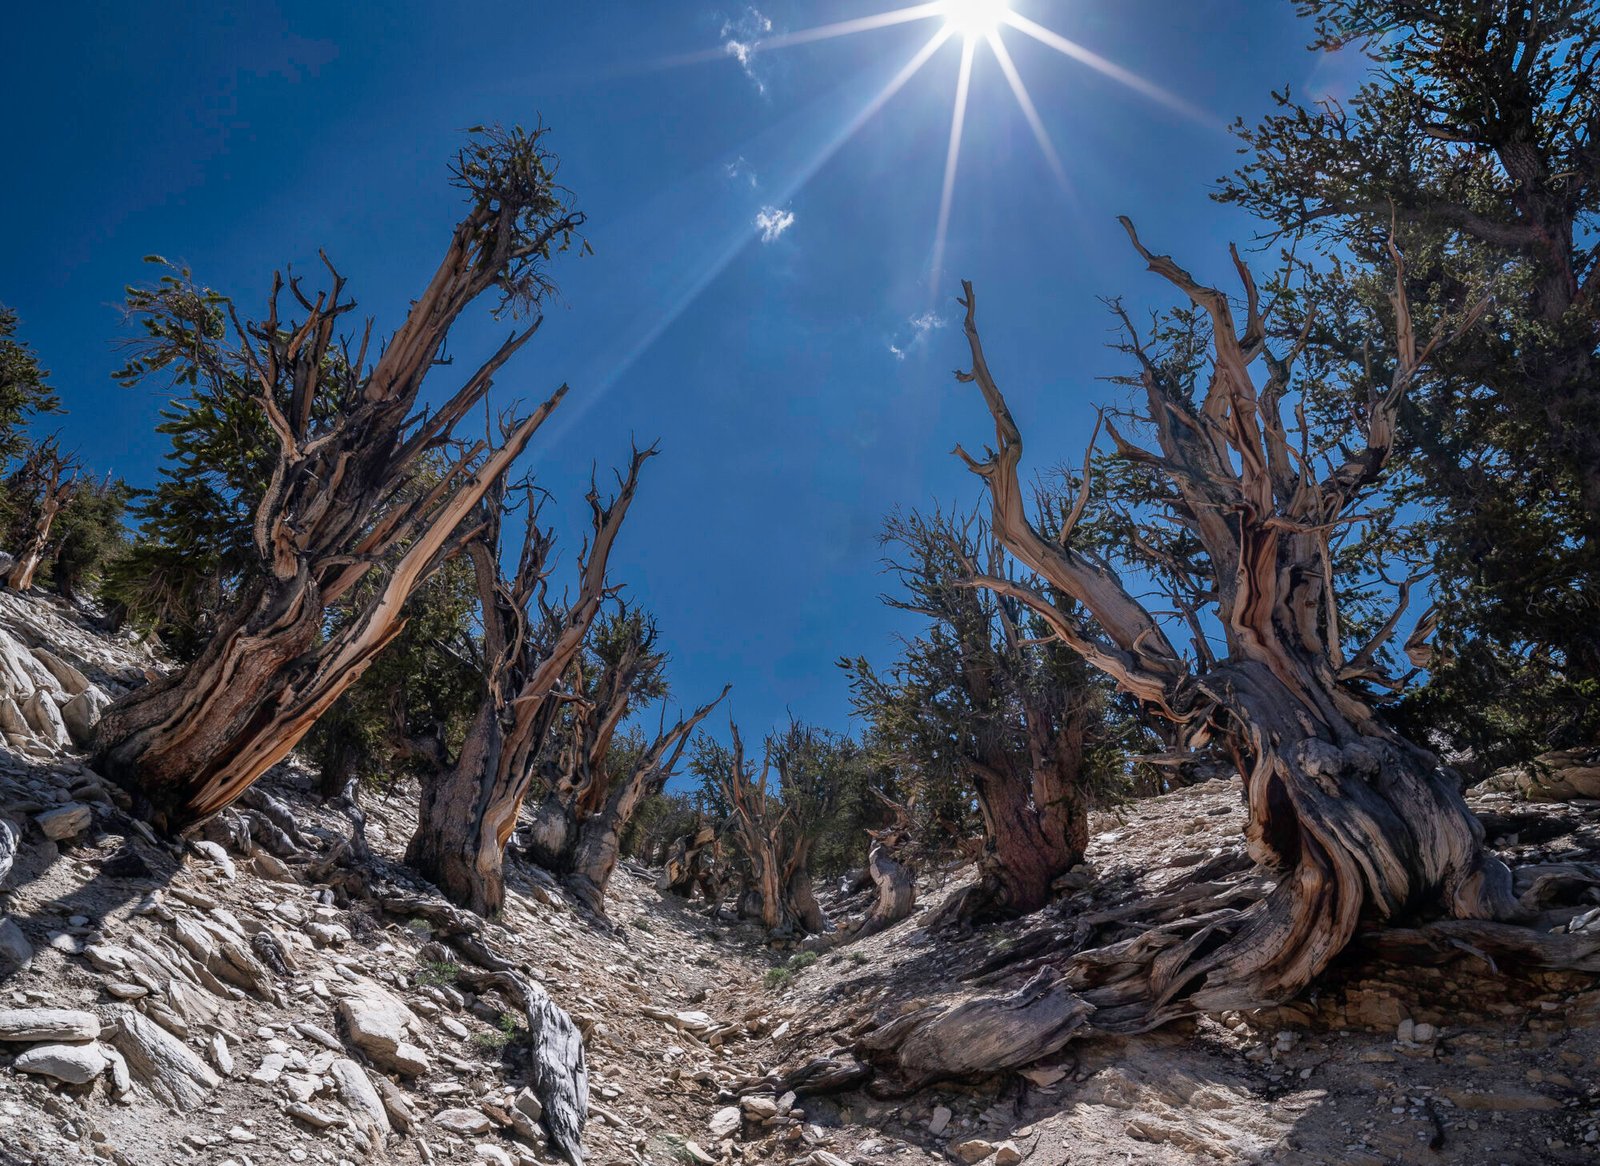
[562,686,729,915]
[712,725,826,937]
[93,128,583,833]
[377,892,588,1164]
[938,226,1516,1032]
[405,450,652,915]
[656,821,722,902]
[520,603,730,913]
[5,438,78,591]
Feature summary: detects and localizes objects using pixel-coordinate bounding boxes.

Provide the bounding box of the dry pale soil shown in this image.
[0,590,1597,1166]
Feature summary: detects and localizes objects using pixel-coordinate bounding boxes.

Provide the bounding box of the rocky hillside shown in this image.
[1,590,1599,1166]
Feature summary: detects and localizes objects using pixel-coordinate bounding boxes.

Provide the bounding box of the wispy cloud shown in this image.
[754,205,796,243]
[888,309,947,359]
[721,8,773,94]
[724,155,759,189]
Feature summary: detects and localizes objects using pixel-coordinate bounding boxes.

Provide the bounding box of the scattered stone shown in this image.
[247,1053,286,1084]
[0,1008,100,1042]
[338,982,431,1076]
[13,1041,109,1084]
[189,839,236,879]
[433,1108,493,1136]
[929,1105,952,1136]
[34,802,91,841]
[992,1140,1023,1166]
[474,1147,514,1166]
[741,1094,779,1120]
[328,1058,392,1137]
[0,918,31,971]
[512,1087,543,1123]
[288,1102,344,1130]
[708,1105,742,1138]
[952,1138,997,1164]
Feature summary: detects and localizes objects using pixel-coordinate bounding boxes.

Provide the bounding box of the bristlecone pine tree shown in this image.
[847,509,1111,922]
[523,606,729,915]
[952,223,1517,1020]
[1220,0,1600,761]
[5,437,79,591]
[92,126,583,832]
[705,721,838,937]
[406,453,660,914]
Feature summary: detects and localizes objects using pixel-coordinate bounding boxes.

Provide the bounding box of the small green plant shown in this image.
[849,951,869,966]
[416,959,460,988]
[992,936,1016,954]
[403,918,432,937]
[786,951,819,973]
[644,1133,696,1164]
[630,917,653,934]
[471,1011,521,1051]
[764,967,795,991]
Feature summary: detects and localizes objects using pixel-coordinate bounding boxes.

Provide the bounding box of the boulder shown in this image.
[34,802,91,841]
[105,1006,221,1111]
[328,1057,392,1137]
[21,691,70,750]
[0,1008,100,1042]
[708,1105,741,1138]
[13,1041,110,1084]
[30,649,90,695]
[337,982,431,1076]
[60,688,110,748]
[0,918,32,972]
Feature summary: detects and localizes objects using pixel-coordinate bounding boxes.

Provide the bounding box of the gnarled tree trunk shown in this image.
[564,687,729,915]
[714,725,826,938]
[656,822,722,902]
[94,129,584,833]
[943,225,1516,1026]
[6,440,77,592]
[406,450,651,915]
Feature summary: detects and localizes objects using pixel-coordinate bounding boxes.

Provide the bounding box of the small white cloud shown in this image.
[721,8,773,94]
[887,310,948,360]
[754,205,796,243]
[725,156,759,189]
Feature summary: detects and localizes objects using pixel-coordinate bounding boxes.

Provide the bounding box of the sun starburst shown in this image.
[687,2,1209,290]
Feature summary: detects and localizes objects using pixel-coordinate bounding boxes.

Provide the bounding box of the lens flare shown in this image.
[941,0,1011,40]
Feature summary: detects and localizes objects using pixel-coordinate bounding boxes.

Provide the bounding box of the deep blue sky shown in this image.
[2,1,1364,743]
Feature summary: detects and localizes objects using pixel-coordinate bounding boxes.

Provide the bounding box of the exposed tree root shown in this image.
[375,891,589,1164]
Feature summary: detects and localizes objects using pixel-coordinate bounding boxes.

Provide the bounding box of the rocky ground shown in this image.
[0,590,1599,1166]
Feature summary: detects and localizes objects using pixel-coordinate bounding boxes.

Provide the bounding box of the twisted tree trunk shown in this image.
[656,823,721,902]
[94,129,584,833]
[564,687,729,915]
[940,225,1517,1033]
[406,450,651,915]
[6,440,76,592]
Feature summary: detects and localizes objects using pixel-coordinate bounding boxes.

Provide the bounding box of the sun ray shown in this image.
[1002,11,1215,127]
[986,29,1070,193]
[653,4,944,69]
[931,36,977,288]
[549,29,957,437]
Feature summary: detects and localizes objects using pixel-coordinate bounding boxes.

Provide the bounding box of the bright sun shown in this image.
[941,0,1011,39]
